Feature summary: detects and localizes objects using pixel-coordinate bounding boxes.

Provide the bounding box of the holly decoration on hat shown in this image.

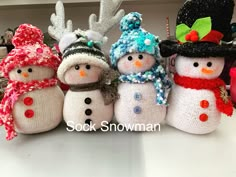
[176,17,212,43]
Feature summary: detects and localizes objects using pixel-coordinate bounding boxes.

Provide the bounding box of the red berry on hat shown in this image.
[191,35,199,42]
[190,30,198,36]
[185,34,191,41]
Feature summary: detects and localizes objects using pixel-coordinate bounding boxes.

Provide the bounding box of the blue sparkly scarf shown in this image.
[119,63,172,105]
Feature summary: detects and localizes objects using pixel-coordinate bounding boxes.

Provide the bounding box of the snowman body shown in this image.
[166,85,221,134]
[13,86,64,134]
[115,82,166,130]
[113,53,168,131]
[64,89,113,130]
[166,56,225,134]
[8,65,64,134]
[60,63,115,130]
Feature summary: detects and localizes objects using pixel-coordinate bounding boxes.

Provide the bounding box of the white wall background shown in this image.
[0,1,235,54]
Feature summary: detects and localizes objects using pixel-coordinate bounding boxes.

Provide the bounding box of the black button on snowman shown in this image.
[84,98,92,104]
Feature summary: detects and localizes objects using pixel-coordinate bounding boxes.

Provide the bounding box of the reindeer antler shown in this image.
[48,1,73,41]
[89,0,125,36]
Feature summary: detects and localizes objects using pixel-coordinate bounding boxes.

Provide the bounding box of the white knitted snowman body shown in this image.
[166,56,226,134]
[60,61,116,130]
[13,86,64,134]
[9,65,64,134]
[64,90,113,130]
[114,52,168,131]
[115,83,166,130]
[61,61,114,130]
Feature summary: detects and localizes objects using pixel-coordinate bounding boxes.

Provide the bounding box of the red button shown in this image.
[199,114,208,122]
[200,100,209,109]
[23,97,33,106]
[24,110,34,118]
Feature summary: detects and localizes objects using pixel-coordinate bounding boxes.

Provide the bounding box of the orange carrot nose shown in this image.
[134,60,143,68]
[201,68,214,75]
[22,72,29,78]
[79,70,87,77]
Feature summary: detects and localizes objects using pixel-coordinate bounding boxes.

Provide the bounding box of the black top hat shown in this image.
[159,0,236,58]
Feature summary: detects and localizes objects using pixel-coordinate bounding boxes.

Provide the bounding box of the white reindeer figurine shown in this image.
[48,0,125,131]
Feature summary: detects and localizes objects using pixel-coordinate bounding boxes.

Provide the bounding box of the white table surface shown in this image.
[0,113,236,177]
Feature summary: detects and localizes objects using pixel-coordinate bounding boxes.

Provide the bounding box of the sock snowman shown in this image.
[159,0,235,134]
[0,24,64,140]
[110,12,172,131]
[48,0,124,130]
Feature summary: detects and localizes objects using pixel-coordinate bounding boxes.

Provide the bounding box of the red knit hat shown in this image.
[0,24,61,78]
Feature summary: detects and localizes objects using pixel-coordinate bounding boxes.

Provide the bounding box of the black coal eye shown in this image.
[75,65,80,70]
[128,56,133,61]
[17,69,22,74]
[193,62,199,67]
[207,62,212,67]
[28,68,33,72]
[86,65,91,70]
[138,55,143,60]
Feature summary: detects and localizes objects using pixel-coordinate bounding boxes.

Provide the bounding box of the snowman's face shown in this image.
[64,64,103,85]
[175,56,225,79]
[117,53,156,74]
[9,65,55,82]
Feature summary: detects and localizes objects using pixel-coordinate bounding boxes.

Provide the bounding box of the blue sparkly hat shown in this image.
[110,12,160,68]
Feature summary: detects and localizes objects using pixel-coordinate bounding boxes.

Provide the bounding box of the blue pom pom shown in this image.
[120,12,142,32]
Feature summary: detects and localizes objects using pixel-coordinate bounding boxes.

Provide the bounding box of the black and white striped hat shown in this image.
[57,31,109,83]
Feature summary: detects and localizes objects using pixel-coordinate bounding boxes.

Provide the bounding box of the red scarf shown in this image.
[174,74,233,117]
[0,78,58,140]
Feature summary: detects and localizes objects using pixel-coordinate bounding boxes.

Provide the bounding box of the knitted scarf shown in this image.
[174,74,233,116]
[69,69,120,105]
[119,63,172,105]
[0,78,58,140]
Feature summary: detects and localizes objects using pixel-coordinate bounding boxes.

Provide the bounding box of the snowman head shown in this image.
[110,12,160,71]
[64,63,103,85]
[175,55,225,79]
[117,53,156,74]
[9,65,55,83]
[57,31,111,85]
[0,24,61,80]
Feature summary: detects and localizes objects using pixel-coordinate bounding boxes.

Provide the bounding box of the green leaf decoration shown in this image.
[176,24,190,43]
[176,17,212,43]
[191,17,211,40]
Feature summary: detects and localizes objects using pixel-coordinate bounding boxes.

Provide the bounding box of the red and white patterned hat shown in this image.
[0,24,61,78]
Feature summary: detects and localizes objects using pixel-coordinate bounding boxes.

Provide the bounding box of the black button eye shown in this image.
[193,62,199,67]
[128,56,133,61]
[75,65,80,70]
[28,68,33,73]
[138,55,143,60]
[207,62,212,67]
[86,65,91,70]
[17,69,22,74]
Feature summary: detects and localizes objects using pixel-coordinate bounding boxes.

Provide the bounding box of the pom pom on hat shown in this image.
[0,24,61,78]
[110,12,160,68]
[12,24,44,47]
[120,12,142,32]
[59,32,78,53]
